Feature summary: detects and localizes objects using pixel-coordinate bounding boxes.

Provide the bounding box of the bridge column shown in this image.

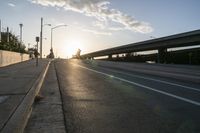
[157,48,167,63]
[88,57,93,60]
[108,54,112,60]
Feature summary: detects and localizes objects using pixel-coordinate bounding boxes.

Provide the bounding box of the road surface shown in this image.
[54,59,200,133]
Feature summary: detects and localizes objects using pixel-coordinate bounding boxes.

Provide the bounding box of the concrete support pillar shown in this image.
[88,57,93,60]
[157,48,167,63]
[108,54,112,60]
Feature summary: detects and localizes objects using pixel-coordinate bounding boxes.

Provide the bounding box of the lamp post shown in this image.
[7,27,9,45]
[19,23,23,53]
[51,24,67,51]
[19,23,23,44]
[40,17,51,58]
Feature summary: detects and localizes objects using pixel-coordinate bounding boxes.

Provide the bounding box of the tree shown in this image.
[0,31,26,53]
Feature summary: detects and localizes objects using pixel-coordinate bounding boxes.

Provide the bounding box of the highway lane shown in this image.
[75,60,200,104]
[82,60,200,84]
[54,59,200,133]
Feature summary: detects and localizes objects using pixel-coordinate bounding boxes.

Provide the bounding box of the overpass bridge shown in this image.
[81,29,200,63]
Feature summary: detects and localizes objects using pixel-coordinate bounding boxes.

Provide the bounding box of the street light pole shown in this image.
[40,18,51,58]
[19,23,23,51]
[7,27,9,44]
[51,28,53,50]
[40,17,43,58]
[19,23,23,43]
[50,24,67,51]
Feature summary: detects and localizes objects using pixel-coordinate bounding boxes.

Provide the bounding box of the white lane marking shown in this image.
[74,64,200,106]
[103,68,200,92]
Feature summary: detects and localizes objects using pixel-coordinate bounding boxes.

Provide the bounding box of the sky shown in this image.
[0,0,200,58]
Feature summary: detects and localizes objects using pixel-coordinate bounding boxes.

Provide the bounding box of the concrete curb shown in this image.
[1,61,51,133]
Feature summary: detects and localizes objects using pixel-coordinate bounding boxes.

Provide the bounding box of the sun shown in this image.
[64,40,83,58]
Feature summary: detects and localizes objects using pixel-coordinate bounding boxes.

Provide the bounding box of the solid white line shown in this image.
[104,68,200,92]
[74,64,200,106]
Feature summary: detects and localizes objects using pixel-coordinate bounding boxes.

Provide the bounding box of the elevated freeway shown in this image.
[81,30,200,63]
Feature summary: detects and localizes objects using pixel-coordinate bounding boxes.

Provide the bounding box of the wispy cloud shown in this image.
[29,0,153,33]
[8,3,16,7]
[93,21,106,29]
[109,27,124,31]
[82,28,112,36]
[92,21,124,31]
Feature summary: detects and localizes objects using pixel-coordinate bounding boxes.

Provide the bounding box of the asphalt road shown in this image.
[54,59,200,133]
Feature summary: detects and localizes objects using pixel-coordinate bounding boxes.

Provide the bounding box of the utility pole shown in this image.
[7,27,9,49]
[40,17,43,58]
[40,18,51,58]
[50,24,67,58]
[19,23,23,51]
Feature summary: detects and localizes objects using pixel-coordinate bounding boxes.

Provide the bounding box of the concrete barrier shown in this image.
[0,50,29,67]
[0,60,51,133]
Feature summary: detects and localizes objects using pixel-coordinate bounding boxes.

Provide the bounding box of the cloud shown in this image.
[92,21,106,29]
[92,20,124,31]
[109,27,124,31]
[29,0,153,33]
[8,3,16,7]
[82,28,112,36]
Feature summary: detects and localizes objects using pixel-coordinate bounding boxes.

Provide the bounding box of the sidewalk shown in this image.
[25,61,66,133]
[0,59,50,133]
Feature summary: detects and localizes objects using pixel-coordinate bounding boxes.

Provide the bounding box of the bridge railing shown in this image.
[81,29,200,63]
